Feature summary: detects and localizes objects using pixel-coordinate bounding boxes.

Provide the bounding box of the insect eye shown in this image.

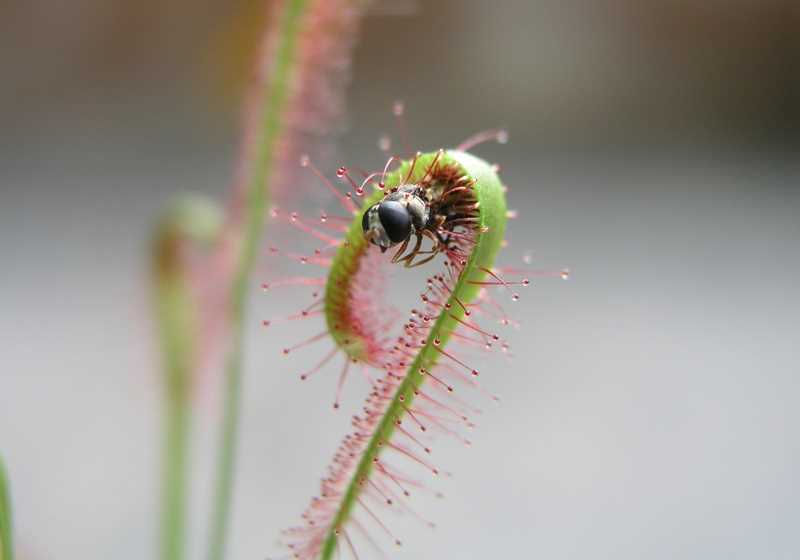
[377,200,412,243]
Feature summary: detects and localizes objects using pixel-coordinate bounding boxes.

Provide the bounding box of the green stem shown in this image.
[161,351,191,560]
[156,273,192,560]
[154,196,222,560]
[0,456,13,560]
[206,1,308,559]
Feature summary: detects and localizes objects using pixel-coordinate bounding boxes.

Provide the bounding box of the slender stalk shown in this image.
[157,276,192,560]
[0,455,14,560]
[154,196,222,560]
[162,399,190,560]
[206,2,309,559]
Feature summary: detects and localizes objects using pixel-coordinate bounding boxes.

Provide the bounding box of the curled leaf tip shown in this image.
[265,145,531,559]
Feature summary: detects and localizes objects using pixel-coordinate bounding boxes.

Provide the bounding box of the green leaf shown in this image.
[319,150,507,558]
[206,2,310,559]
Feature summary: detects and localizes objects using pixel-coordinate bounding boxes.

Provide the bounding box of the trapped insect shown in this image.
[361,151,480,267]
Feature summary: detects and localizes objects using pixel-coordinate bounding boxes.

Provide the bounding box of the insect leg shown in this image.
[406,250,439,268]
[402,233,424,268]
[406,238,441,267]
[420,229,450,253]
[391,236,411,263]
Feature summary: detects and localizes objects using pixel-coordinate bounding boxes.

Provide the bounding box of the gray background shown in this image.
[1,1,798,559]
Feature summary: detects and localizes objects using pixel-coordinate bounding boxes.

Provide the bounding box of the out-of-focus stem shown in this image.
[206,1,309,559]
[157,275,192,560]
[154,196,222,560]
[0,455,14,560]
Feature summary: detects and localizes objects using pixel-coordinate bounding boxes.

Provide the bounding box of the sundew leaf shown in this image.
[284,150,509,559]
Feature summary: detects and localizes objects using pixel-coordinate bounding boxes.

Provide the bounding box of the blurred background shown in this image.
[1,1,798,559]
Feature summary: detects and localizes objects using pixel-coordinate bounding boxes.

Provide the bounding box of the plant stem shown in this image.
[154,196,222,560]
[0,455,14,560]
[163,403,189,560]
[160,312,191,560]
[206,1,308,559]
